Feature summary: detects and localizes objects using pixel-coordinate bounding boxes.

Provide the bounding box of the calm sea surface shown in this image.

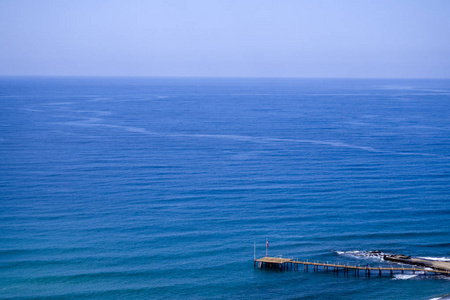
[0,77,449,299]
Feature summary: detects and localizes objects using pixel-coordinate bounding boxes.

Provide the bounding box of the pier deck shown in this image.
[255,257,450,276]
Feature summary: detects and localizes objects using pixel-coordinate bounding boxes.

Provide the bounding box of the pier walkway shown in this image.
[255,257,450,277]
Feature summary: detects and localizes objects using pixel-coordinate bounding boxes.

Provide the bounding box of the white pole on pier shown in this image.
[266,238,269,257]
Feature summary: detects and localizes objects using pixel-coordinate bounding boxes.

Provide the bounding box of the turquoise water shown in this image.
[0,77,449,299]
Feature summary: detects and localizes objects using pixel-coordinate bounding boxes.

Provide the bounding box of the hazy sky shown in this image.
[1,0,450,78]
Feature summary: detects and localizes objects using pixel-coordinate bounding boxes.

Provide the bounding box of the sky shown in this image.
[1,0,450,78]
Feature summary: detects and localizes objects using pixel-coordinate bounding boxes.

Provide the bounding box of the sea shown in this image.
[0,77,449,299]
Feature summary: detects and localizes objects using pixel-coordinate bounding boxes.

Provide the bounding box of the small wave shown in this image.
[430,294,450,300]
[377,85,415,91]
[88,97,113,102]
[418,256,450,262]
[334,250,390,261]
[20,107,44,112]
[392,274,418,280]
[45,102,74,106]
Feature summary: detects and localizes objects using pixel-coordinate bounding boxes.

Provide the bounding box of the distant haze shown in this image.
[1,0,449,78]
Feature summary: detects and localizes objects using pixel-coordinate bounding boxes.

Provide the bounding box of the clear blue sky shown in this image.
[1,0,449,78]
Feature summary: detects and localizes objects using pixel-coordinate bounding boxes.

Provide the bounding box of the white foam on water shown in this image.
[335,250,388,262]
[88,97,113,102]
[418,257,450,262]
[20,108,44,112]
[122,126,150,134]
[45,102,74,106]
[392,274,418,280]
[59,118,443,158]
[429,295,450,300]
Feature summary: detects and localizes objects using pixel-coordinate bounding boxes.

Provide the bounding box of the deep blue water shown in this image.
[0,77,449,299]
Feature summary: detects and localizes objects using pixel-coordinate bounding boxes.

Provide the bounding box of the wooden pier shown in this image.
[254,257,450,277]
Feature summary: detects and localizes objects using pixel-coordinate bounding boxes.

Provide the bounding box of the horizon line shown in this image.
[1,75,449,80]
